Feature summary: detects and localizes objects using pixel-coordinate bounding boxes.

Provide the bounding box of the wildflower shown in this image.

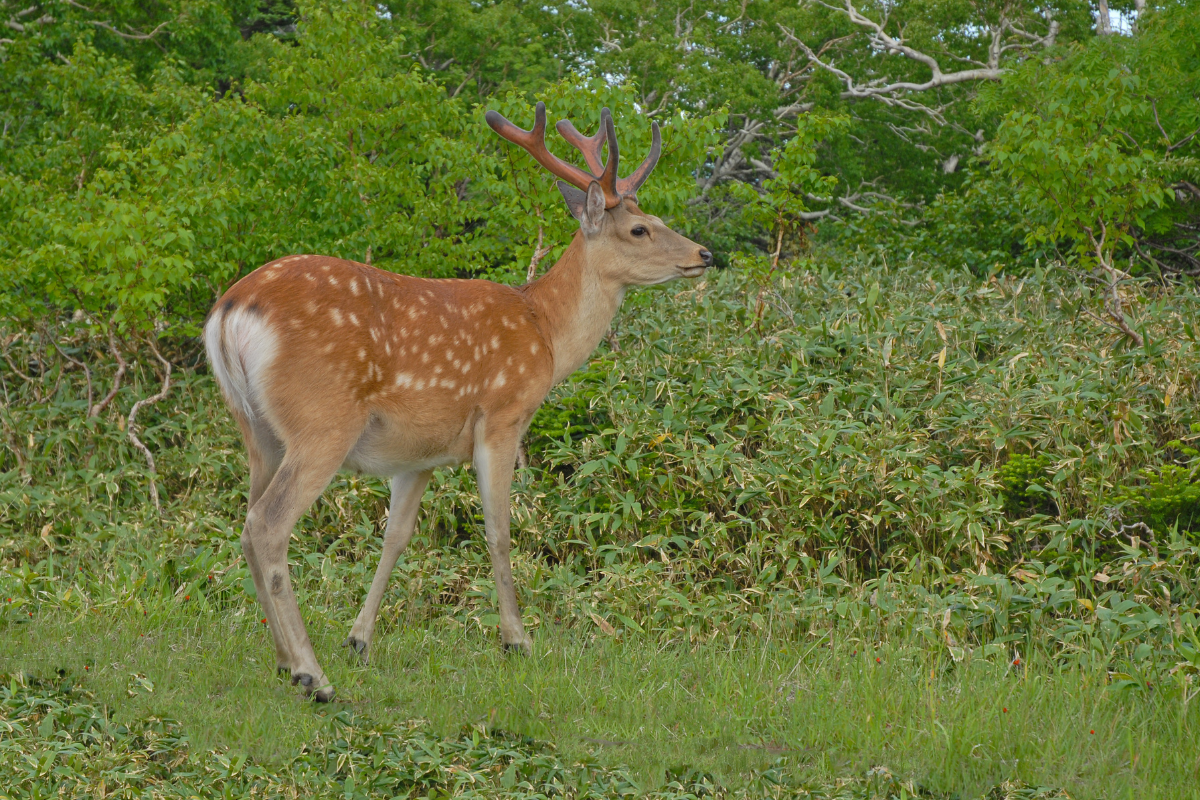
[261,618,268,624]
[876,657,881,663]
[1090,729,1095,735]
[1003,707,1008,713]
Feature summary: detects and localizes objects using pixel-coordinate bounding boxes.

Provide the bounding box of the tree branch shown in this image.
[127,337,172,515]
[89,328,127,419]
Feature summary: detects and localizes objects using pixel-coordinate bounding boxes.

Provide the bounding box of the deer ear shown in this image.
[557,181,588,221]
[557,180,607,235]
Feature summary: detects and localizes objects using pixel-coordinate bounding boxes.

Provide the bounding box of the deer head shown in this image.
[485,103,712,287]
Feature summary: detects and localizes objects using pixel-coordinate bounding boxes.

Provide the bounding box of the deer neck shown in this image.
[524,234,625,385]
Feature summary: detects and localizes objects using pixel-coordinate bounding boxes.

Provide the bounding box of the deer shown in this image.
[203,102,712,701]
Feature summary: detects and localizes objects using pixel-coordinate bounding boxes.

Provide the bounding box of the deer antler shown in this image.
[486,103,662,208]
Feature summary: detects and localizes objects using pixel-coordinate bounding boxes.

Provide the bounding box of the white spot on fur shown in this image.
[395,373,413,387]
[530,343,539,354]
[350,279,359,296]
[358,348,366,360]
[349,312,360,326]
[494,371,506,388]
[329,276,339,287]
[331,309,344,326]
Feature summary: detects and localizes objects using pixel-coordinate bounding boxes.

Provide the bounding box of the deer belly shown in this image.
[342,409,475,475]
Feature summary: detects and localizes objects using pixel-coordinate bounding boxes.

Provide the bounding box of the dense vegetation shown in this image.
[3,0,1200,796]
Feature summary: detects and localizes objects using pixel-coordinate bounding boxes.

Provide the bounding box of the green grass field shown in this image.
[4,603,1197,798]
[4,253,1200,797]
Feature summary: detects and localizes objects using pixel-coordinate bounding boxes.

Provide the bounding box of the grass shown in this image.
[2,602,1198,797]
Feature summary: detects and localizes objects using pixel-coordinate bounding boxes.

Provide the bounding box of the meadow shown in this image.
[3,251,1199,798]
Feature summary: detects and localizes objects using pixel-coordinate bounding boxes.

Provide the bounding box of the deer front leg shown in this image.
[345,469,432,663]
[473,430,532,654]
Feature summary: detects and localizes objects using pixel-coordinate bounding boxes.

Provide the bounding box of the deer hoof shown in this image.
[343,635,369,663]
[502,638,533,657]
[292,672,336,702]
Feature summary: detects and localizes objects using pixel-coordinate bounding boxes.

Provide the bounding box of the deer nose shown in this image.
[699,249,713,266]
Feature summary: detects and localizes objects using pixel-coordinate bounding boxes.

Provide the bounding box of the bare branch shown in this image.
[88,18,170,50]
[89,328,127,418]
[127,338,172,515]
[781,3,1056,125]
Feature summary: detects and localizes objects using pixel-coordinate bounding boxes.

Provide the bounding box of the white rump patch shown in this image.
[204,305,279,422]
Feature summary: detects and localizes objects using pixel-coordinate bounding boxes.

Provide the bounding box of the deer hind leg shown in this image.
[243,440,352,702]
[344,469,432,663]
[239,419,291,671]
[473,426,532,655]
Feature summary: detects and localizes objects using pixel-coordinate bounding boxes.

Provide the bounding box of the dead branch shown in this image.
[88,18,170,51]
[126,337,172,515]
[526,222,550,283]
[89,328,127,418]
[780,2,1057,124]
[1085,222,1144,347]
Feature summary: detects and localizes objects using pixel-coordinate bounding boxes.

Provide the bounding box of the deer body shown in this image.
[206,104,710,701]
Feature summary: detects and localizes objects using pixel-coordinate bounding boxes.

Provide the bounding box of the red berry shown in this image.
[84,666,89,671]
[876,657,881,663]
[185,595,190,600]
[1090,729,1095,735]
[261,618,268,624]
[1003,707,1008,713]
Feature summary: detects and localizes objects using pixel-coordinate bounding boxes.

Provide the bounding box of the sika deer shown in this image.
[204,103,711,700]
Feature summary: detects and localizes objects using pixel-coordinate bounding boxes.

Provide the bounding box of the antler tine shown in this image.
[596,110,620,207]
[485,102,597,193]
[616,120,661,200]
[554,115,607,176]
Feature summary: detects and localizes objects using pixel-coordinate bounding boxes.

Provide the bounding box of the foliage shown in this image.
[980,3,1200,276]
[999,454,1055,517]
[0,2,722,337]
[4,250,1200,653]
[526,359,613,459]
[1114,424,1200,534]
[983,52,1169,264]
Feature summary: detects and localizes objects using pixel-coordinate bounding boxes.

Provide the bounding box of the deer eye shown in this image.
[631,225,648,237]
